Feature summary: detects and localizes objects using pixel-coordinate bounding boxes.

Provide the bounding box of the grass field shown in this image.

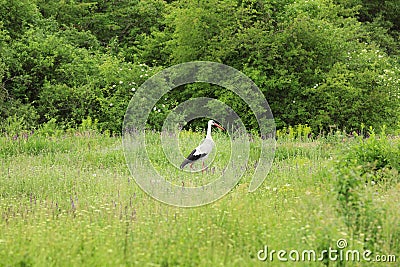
[0,130,399,266]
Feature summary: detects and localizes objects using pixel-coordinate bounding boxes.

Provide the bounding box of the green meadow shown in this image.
[0,129,399,266]
[2,1,400,266]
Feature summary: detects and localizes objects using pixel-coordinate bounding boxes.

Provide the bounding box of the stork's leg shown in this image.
[202,161,205,175]
[190,162,194,172]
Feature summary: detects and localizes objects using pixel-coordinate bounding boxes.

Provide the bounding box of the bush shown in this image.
[1,0,400,133]
[335,132,399,251]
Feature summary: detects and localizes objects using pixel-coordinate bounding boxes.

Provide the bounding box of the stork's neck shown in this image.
[206,122,213,139]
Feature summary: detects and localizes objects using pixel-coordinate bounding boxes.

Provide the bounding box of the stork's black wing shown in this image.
[180,148,207,169]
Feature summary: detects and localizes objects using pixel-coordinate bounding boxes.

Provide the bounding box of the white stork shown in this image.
[180,120,225,171]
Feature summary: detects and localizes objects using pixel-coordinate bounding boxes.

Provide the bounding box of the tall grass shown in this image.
[0,130,398,266]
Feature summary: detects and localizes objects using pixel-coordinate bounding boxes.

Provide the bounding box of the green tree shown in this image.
[37,0,167,60]
[0,0,40,38]
[1,0,399,133]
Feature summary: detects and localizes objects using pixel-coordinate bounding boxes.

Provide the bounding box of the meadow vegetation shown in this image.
[1,0,400,265]
[0,126,399,266]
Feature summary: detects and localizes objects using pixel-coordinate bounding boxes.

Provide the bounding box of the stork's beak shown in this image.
[213,123,225,131]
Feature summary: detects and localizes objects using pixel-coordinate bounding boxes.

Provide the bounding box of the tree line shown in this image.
[1,0,399,134]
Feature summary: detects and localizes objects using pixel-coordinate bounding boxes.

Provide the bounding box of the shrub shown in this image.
[335,132,399,251]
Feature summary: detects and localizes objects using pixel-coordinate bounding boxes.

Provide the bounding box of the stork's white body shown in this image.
[180,120,224,171]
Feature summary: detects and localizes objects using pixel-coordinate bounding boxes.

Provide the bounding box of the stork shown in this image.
[180,120,225,172]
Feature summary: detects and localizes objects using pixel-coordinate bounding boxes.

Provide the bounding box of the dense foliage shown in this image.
[1,0,399,133]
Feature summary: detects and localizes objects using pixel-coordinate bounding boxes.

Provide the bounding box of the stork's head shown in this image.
[209,120,225,131]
